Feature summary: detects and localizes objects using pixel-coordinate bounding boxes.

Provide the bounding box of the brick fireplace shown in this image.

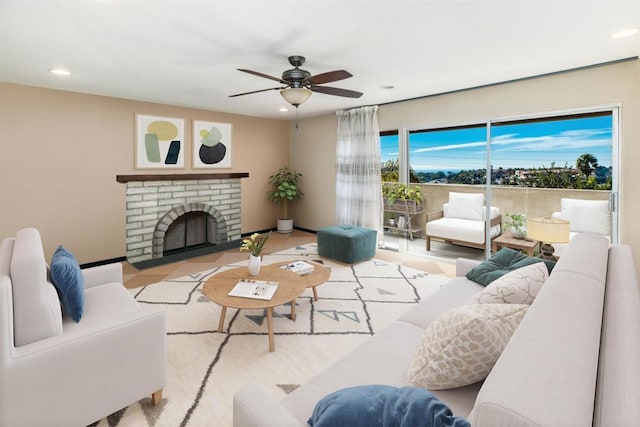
[117,173,248,264]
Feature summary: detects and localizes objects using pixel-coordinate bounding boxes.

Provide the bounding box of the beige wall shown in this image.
[290,60,640,269]
[288,114,338,230]
[0,83,289,264]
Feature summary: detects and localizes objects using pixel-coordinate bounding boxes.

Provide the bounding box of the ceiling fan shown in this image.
[229,55,363,107]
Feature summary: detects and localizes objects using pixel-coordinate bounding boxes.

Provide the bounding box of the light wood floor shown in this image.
[121,229,456,289]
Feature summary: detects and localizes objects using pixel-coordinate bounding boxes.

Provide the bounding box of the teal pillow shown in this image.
[308,385,470,427]
[466,247,556,286]
[50,245,84,322]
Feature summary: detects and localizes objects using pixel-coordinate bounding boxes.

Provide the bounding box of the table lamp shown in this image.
[526,217,570,260]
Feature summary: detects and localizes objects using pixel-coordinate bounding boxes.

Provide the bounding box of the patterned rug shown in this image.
[93,243,449,427]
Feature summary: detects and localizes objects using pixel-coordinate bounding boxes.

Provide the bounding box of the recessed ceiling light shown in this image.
[49,68,71,76]
[611,28,638,39]
[380,85,395,90]
[279,107,289,112]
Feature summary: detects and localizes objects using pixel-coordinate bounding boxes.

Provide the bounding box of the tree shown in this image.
[380,159,420,183]
[576,153,598,178]
[381,159,400,182]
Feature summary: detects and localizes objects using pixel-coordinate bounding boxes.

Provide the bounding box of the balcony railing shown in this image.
[383,182,610,245]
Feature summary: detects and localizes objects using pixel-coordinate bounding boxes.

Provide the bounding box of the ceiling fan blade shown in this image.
[229,87,284,98]
[305,70,352,85]
[309,85,363,98]
[238,69,288,84]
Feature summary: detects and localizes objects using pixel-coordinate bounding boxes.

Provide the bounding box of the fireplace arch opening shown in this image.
[152,203,229,259]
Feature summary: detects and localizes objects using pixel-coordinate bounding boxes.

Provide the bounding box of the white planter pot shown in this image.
[277,218,293,234]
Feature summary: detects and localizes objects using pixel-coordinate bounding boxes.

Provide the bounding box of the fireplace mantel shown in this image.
[116,173,249,183]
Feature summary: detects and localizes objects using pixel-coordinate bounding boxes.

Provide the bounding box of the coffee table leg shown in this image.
[267,307,275,352]
[312,286,319,301]
[290,299,297,321]
[218,306,227,332]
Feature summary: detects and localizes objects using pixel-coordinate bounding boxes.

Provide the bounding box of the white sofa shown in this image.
[0,228,167,426]
[425,192,502,251]
[233,233,640,426]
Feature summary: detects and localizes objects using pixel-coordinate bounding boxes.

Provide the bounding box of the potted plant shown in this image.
[382,184,423,212]
[505,212,527,239]
[240,232,270,276]
[267,167,303,233]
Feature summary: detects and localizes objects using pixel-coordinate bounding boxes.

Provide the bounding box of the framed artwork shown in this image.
[192,121,232,168]
[135,114,184,168]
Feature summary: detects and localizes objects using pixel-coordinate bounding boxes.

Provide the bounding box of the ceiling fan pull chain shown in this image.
[295,106,300,131]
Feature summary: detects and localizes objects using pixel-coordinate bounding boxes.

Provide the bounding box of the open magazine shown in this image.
[279,260,314,275]
[228,279,279,300]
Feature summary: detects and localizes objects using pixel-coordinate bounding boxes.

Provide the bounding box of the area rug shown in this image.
[93,243,449,427]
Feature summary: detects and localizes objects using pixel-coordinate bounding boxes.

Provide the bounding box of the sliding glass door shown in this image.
[490,111,617,245]
[408,124,490,257]
[382,107,618,259]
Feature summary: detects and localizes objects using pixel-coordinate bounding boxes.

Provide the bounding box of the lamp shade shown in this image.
[280,87,312,106]
[526,217,570,243]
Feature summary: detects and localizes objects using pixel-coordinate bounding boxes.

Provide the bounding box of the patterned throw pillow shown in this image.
[407,304,528,390]
[471,262,548,305]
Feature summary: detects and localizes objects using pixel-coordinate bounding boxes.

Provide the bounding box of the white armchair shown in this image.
[0,228,166,426]
[551,198,611,256]
[425,192,502,251]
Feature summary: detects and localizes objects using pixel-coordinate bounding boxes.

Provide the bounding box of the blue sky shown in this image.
[381,115,613,172]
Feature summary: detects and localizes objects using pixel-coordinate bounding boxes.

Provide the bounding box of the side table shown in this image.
[492,232,540,256]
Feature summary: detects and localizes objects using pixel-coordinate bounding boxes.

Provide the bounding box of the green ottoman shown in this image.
[317,224,377,264]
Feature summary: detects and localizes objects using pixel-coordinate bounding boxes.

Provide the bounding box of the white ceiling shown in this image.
[1,1,638,120]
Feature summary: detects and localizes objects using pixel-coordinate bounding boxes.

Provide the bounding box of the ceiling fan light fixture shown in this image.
[280,87,312,106]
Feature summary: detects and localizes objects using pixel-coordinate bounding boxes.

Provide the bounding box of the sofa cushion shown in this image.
[398,277,484,329]
[407,304,528,390]
[446,192,484,221]
[308,385,470,427]
[62,282,140,332]
[50,245,84,322]
[281,320,482,422]
[471,262,548,305]
[466,247,555,286]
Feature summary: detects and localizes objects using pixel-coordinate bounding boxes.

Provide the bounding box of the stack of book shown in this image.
[279,260,314,275]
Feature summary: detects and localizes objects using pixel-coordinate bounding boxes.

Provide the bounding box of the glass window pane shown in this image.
[491,114,612,189]
[409,125,487,184]
[380,131,399,183]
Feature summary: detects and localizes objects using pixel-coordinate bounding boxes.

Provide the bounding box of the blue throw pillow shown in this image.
[308,385,470,427]
[466,247,556,286]
[50,245,84,322]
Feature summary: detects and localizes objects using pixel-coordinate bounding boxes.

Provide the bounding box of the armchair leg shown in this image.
[426,236,431,251]
[152,389,163,406]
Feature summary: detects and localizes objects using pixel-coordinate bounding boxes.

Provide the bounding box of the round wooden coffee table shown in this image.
[263,260,331,301]
[203,265,307,352]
